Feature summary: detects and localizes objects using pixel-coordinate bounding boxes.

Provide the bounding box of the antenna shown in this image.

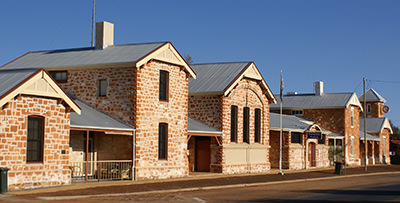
[91,0,95,47]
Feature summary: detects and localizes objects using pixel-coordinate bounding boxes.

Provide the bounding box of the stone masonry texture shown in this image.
[0,96,71,191]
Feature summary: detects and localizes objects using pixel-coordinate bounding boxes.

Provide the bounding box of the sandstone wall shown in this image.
[0,96,70,190]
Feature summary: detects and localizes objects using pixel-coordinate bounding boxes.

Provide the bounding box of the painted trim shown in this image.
[135,42,196,79]
[222,62,276,103]
[0,69,81,114]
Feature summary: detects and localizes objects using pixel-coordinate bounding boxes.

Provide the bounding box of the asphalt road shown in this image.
[82,173,400,202]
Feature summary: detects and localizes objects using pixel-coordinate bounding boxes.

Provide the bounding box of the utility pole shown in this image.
[363,77,367,172]
[91,0,95,47]
[279,71,284,175]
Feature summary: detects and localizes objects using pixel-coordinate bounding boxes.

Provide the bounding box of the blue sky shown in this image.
[1,0,400,126]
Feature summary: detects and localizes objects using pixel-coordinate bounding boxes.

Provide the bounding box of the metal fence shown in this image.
[70,160,132,182]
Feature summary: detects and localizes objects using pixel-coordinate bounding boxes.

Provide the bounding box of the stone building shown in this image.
[270,81,365,166]
[1,21,196,184]
[188,62,276,174]
[359,89,392,164]
[269,113,330,170]
[0,69,80,190]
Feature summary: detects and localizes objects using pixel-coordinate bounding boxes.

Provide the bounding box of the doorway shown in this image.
[308,142,316,167]
[195,137,211,172]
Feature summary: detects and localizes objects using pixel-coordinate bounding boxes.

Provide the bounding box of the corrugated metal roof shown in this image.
[188,116,221,134]
[359,88,386,102]
[70,98,134,132]
[270,113,313,131]
[0,68,39,99]
[360,117,391,133]
[328,132,344,139]
[189,62,250,94]
[270,93,359,110]
[1,42,165,69]
[359,130,380,141]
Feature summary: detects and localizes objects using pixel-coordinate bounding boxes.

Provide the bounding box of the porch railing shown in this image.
[70,160,132,182]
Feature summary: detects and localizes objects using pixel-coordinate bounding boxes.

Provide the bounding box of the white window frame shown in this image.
[350,107,354,128]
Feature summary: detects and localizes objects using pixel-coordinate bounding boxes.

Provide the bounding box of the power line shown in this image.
[367,79,400,84]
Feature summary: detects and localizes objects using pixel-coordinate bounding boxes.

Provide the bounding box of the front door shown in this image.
[195,137,211,172]
[308,142,316,167]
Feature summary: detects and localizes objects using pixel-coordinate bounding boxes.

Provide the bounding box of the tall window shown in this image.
[350,136,354,155]
[49,71,67,83]
[27,116,44,162]
[230,106,238,142]
[254,108,261,143]
[158,123,168,159]
[159,70,169,101]
[243,107,250,143]
[350,107,354,128]
[367,104,371,113]
[98,79,107,97]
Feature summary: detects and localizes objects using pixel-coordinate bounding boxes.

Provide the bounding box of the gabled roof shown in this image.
[270,92,362,110]
[269,113,330,134]
[359,88,386,103]
[189,62,276,103]
[188,116,221,134]
[0,68,80,114]
[360,117,393,134]
[1,42,196,78]
[70,98,134,134]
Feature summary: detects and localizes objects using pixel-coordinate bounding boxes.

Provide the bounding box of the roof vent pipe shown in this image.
[314,81,324,96]
[95,21,114,49]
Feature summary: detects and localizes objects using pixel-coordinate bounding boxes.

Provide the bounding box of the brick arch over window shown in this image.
[229,83,267,107]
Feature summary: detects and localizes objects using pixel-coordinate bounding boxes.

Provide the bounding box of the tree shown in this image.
[390,120,400,140]
[184,55,193,64]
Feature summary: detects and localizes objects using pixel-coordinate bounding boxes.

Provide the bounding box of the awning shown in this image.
[359,131,380,142]
[187,116,222,145]
[328,132,345,139]
[70,98,134,135]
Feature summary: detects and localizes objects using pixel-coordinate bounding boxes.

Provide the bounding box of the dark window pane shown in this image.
[291,132,302,144]
[159,71,169,101]
[27,116,44,162]
[243,107,250,143]
[255,108,261,143]
[158,123,168,159]
[49,71,67,83]
[230,106,238,142]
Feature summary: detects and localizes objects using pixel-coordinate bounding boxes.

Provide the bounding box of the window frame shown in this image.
[230,105,238,143]
[254,108,261,143]
[26,115,45,163]
[158,123,168,160]
[350,107,354,128]
[49,71,68,83]
[159,70,169,102]
[98,79,107,97]
[243,107,250,144]
[291,110,304,116]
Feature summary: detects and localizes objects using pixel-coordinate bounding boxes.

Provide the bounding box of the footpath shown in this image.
[5,165,400,201]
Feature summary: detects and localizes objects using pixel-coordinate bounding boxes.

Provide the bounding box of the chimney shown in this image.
[95,21,114,49]
[314,81,324,96]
